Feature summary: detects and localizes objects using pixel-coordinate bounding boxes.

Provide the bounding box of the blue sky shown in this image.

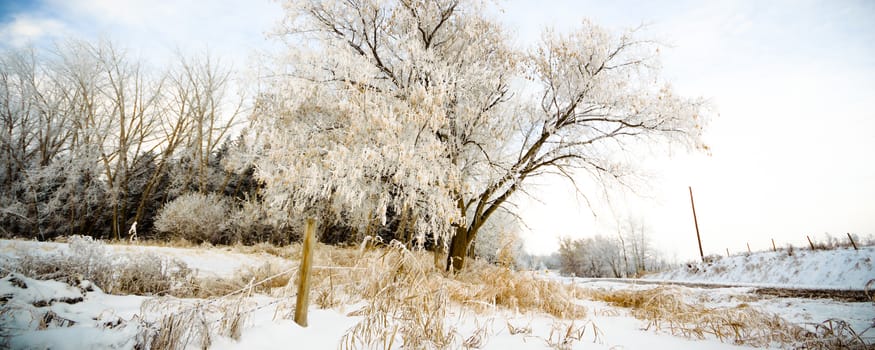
[2,0,873,261]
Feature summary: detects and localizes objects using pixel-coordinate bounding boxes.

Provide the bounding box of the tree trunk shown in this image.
[447,226,477,273]
[433,242,445,270]
[446,225,470,273]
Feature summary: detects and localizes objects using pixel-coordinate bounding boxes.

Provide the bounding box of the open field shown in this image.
[1,238,873,349]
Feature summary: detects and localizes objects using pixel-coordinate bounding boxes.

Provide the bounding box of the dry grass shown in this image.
[451,260,586,319]
[339,241,456,350]
[140,295,253,350]
[545,320,603,350]
[585,286,869,349]
[329,241,589,349]
[189,262,294,298]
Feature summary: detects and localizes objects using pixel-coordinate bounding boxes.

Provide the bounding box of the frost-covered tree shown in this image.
[619,216,664,274]
[253,0,708,271]
[557,235,626,278]
[473,209,527,269]
[1,41,249,241]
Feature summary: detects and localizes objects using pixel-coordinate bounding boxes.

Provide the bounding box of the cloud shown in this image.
[0,14,66,48]
[34,0,283,65]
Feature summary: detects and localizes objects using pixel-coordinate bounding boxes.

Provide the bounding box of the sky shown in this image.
[2,0,873,262]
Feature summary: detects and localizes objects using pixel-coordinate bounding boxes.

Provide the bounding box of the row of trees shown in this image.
[2,0,708,272]
[0,41,267,243]
[555,226,667,278]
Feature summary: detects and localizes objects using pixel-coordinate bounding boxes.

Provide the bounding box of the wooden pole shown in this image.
[746,242,751,253]
[771,238,777,252]
[725,248,730,257]
[847,233,858,250]
[295,218,316,327]
[806,235,815,250]
[688,187,704,262]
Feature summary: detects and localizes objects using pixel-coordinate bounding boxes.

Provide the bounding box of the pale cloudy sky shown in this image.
[2,0,873,261]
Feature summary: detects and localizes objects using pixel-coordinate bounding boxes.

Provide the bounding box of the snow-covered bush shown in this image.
[155,193,231,244]
[227,199,296,245]
[13,236,114,289]
[9,236,193,296]
[115,253,192,296]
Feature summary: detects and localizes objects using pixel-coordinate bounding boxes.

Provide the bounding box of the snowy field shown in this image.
[644,247,875,290]
[1,238,873,349]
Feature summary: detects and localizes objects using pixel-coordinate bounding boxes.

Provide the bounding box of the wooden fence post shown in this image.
[806,235,815,250]
[746,242,751,253]
[771,238,776,252]
[847,233,858,250]
[295,218,316,327]
[725,248,730,257]
[688,187,704,262]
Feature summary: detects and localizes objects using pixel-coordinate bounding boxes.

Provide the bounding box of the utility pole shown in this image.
[689,186,704,262]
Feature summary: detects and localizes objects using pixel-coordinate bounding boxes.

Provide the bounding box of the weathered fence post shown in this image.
[746,242,751,253]
[295,218,316,327]
[725,248,730,257]
[771,238,777,252]
[806,235,815,250]
[847,233,858,250]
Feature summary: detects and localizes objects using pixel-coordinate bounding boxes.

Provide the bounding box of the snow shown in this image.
[2,239,873,349]
[644,247,875,290]
[0,274,84,305]
[0,273,150,350]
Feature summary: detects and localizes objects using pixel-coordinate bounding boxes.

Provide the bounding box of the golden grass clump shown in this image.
[340,241,456,350]
[334,241,596,349]
[585,286,867,349]
[450,259,587,319]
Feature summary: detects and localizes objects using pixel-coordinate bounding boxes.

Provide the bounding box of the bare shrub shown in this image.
[155,193,230,244]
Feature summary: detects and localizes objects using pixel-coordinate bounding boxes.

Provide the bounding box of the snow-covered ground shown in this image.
[644,247,875,290]
[1,239,873,349]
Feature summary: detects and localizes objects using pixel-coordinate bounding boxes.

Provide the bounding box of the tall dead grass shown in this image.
[451,260,586,319]
[339,241,456,349]
[586,286,868,349]
[332,241,588,349]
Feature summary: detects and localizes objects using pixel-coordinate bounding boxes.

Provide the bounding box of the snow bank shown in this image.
[0,273,148,350]
[0,274,84,306]
[646,247,875,290]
